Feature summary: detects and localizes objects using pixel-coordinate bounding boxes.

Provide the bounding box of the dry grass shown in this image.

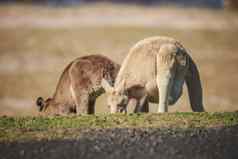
[0,4,238,115]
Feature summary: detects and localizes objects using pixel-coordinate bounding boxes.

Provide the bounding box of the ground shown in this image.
[0,113,238,159]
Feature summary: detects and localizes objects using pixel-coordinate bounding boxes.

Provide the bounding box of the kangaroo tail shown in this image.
[185,55,205,112]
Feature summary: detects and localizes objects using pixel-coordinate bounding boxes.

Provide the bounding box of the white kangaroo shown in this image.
[102,36,204,113]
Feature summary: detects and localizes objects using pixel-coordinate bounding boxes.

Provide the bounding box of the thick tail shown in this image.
[185,55,205,112]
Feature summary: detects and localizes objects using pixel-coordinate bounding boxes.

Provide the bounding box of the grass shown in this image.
[1,27,238,57]
[1,4,238,115]
[1,27,238,98]
[0,4,238,145]
[0,112,238,141]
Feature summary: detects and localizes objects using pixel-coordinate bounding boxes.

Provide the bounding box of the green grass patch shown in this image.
[0,112,238,141]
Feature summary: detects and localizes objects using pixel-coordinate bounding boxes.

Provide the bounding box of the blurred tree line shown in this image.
[3,0,237,9]
[224,0,238,10]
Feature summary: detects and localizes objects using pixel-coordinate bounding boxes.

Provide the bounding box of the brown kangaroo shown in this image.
[36,54,120,115]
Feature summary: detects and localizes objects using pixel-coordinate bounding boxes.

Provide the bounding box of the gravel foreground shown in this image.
[1,126,238,159]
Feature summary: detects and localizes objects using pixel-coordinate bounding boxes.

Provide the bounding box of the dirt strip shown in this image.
[0,126,238,159]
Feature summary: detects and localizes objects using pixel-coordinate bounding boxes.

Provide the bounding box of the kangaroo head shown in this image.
[101,79,129,113]
[168,51,189,105]
[36,97,59,115]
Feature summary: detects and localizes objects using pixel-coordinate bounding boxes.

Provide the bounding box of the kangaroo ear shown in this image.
[36,97,45,112]
[101,78,114,93]
[116,79,126,93]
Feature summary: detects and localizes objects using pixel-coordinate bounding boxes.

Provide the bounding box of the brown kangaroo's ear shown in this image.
[36,97,45,112]
[185,55,205,112]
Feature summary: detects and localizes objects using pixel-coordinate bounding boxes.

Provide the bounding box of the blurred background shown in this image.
[0,0,238,116]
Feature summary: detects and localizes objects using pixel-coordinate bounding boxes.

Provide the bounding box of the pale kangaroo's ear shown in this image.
[116,79,126,93]
[36,97,45,112]
[101,78,114,93]
[185,55,205,112]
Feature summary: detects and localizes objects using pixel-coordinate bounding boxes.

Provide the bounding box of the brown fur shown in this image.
[36,54,120,115]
